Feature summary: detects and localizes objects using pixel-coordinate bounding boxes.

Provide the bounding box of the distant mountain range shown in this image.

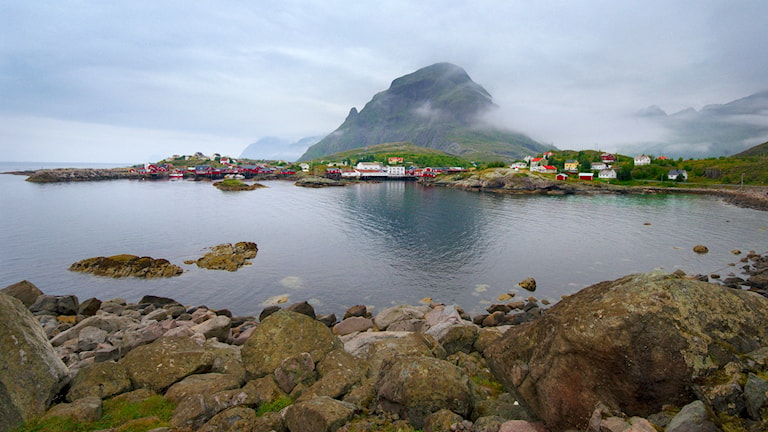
[298,63,550,162]
[240,136,323,161]
[624,90,768,158]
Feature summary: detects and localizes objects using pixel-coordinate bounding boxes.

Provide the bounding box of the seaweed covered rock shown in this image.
[191,242,258,271]
[69,254,182,278]
[212,179,265,191]
[485,271,768,431]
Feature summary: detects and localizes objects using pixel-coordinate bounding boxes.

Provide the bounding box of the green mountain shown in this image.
[734,140,768,158]
[298,63,551,162]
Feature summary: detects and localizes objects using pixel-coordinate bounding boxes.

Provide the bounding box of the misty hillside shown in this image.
[734,140,768,157]
[630,90,768,158]
[240,136,322,161]
[298,63,550,162]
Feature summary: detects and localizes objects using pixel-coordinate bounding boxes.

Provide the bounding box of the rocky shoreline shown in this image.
[2,252,768,432]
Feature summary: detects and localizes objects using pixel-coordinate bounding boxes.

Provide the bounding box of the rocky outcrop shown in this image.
[295,176,348,188]
[485,271,768,431]
[69,254,183,278]
[0,293,70,431]
[25,168,132,183]
[189,242,258,271]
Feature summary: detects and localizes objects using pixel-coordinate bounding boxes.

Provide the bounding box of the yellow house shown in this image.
[564,160,580,172]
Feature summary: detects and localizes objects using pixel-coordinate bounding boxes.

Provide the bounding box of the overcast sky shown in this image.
[1,0,767,163]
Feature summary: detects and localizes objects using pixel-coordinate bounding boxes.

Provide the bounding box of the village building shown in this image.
[564,160,580,172]
[599,169,617,179]
[538,165,557,174]
[556,173,569,181]
[579,172,595,180]
[634,154,651,166]
[509,162,527,170]
[299,163,310,172]
[387,166,406,177]
[530,157,547,170]
[591,162,609,171]
[601,153,616,163]
[356,161,384,171]
[668,169,688,181]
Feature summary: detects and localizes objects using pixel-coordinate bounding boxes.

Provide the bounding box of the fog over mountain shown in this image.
[240,136,323,161]
[618,90,768,158]
[299,63,550,162]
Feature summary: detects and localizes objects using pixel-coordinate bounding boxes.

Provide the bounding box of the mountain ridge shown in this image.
[299,63,551,162]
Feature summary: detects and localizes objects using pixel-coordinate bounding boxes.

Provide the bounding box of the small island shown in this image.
[212,178,266,191]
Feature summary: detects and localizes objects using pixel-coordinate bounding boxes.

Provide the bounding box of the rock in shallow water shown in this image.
[69,254,183,278]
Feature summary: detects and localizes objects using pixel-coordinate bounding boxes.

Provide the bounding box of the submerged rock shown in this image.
[69,254,183,278]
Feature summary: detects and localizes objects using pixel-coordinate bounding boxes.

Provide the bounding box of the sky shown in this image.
[1,0,767,163]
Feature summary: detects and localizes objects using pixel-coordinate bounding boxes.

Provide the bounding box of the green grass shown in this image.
[11,395,175,432]
[255,396,292,417]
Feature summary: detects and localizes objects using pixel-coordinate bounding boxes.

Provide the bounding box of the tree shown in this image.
[617,165,632,181]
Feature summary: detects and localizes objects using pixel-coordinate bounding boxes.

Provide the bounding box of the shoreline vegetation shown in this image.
[2,250,768,431]
[6,165,768,212]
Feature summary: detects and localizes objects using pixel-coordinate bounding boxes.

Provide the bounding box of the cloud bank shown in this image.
[1,1,767,162]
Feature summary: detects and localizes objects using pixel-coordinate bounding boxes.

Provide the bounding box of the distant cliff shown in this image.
[299,63,551,162]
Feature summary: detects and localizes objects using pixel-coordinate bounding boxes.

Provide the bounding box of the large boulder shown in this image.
[485,272,768,431]
[284,396,356,432]
[241,310,342,379]
[0,293,70,431]
[375,355,474,428]
[1,280,43,307]
[66,361,132,401]
[119,336,209,392]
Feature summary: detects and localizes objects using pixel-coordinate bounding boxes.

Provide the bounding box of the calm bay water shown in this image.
[1,163,767,317]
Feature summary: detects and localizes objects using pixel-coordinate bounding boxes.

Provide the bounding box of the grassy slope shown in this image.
[315,142,474,167]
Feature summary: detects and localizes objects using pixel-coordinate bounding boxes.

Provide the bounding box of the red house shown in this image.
[556,173,568,181]
[579,172,594,180]
[601,153,616,163]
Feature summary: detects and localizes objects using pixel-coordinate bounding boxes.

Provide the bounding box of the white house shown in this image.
[509,162,527,170]
[387,166,406,177]
[668,170,688,181]
[634,154,651,166]
[599,169,617,179]
[299,163,310,172]
[591,162,608,171]
[356,161,383,171]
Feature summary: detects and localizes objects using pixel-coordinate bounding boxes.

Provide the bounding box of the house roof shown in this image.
[541,165,556,170]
